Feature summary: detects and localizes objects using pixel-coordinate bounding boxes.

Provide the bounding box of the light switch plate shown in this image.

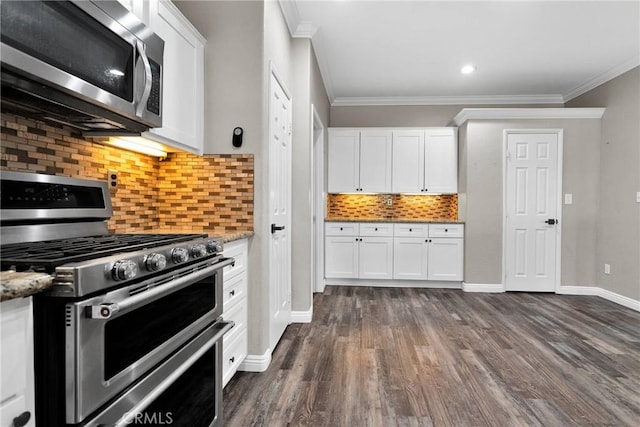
[604,263,611,275]
[564,193,573,205]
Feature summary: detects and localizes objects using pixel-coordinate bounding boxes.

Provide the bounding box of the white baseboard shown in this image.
[238,348,272,372]
[557,285,640,312]
[462,282,505,293]
[325,278,461,289]
[291,309,313,323]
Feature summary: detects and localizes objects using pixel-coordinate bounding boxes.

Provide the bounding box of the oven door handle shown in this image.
[88,257,235,319]
[112,320,234,427]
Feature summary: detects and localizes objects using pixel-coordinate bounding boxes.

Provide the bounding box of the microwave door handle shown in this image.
[135,40,153,118]
[87,257,235,319]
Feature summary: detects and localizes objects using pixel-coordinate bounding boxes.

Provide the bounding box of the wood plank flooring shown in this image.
[223,286,640,426]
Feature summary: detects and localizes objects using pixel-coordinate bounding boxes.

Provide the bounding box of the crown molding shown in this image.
[278,0,317,38]
[451,108,606,127]
[332,94,565,107]
[563,54,640,102]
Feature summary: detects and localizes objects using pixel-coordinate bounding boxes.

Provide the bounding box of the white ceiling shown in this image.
[279,0,640,106]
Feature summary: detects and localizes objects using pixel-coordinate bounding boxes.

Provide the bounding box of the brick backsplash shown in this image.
[327,193,458,221]
[0,113,254,235]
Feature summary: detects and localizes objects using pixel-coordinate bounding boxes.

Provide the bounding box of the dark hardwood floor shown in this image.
[223,286,640,426]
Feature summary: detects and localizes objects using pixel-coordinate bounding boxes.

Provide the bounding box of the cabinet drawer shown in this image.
[359,223,393,237]
[223,239,247,280]
[429,223,464,238]
[393,223,429,237]
[223,298,247,344]
[223,273,246,310]
[325,222,359,236]
[222,328,247,388]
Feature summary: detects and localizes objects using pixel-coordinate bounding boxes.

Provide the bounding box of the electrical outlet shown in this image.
[108,170,118,189]
[604,263,611,275]
[564,193,573,205]
[386,198,393,206]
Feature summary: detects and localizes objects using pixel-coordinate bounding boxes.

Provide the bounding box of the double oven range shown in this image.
[0,171,234,427]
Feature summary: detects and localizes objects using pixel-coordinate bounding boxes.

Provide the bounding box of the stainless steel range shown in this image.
[0,171,234,427]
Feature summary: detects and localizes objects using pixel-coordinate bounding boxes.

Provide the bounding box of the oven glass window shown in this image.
[141,346,217,426]
[104,276,216,380]
[0,1,134,101]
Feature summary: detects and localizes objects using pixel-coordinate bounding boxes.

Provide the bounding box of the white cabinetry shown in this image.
[326,222,464,283]
[392,128,457,193]
[328,129,392,193]
[0,297,35,427]
[222,239,248,387]
[325,223,393,279]
[117,0,205,154]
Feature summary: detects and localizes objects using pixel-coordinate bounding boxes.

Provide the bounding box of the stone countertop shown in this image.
[218,231,254,243]
[325,218,465,224]
[0,271,54,302]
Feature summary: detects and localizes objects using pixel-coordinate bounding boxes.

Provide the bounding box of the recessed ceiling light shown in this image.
[461,64,476,74]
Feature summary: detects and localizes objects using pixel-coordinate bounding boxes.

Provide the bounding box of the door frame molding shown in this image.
[310,104,326,295]
[502,129,564,293]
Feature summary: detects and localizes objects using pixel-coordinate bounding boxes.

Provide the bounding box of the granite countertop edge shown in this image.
[325,218,465,224]
[218,231,255,243]
[1,272,54,302]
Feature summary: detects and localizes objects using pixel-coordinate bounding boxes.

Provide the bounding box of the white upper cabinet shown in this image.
[330,127,457,194]
[118,0,205,155]
[328,130,360,193]
[391,130,425,193]
[424,128,457,193]
[328,129,392,193]
[392,128,457,194]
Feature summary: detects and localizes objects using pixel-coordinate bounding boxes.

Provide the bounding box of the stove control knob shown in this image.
[206,240,223,253]
[145,253,167,272]
[191,244,207,259]
[171,247,189,264]
[112,260,138,281]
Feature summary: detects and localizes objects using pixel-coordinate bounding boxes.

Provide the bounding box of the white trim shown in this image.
[325,279,462,289]
[291,309,313,323]
[452,108,606,126]
[332,94,564,107]
[311,105,326,295]
[461,282,505,293]
[238,348,272,373]
[557,286,640,312]
[503,129,564,294]
[563,54,640,102]
[309,29,336,104]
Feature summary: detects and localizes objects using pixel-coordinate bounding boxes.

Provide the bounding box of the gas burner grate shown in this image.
[0,233,207,272]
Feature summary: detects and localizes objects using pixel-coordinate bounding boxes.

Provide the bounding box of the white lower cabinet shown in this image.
[222,239,248,387]
[326,222,464,283]
[0,297,35,427]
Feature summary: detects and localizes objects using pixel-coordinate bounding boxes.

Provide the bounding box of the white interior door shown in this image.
[268,68,292,351]
[505,131,560,292]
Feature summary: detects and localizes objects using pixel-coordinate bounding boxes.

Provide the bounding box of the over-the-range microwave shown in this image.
[0,0,164,134]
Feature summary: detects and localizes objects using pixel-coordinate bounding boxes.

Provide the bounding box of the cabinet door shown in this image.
[424,129,457,193]
[392,130,425,193]
[359,237,393,279]
[427,238,464,281]
[325,236,359,278]
[393,237,428,280]
[328,130,360,193]
[359,130,392,193]
[143,0,205,154]
[0,298,35,427]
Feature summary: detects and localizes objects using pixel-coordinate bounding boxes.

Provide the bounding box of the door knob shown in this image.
[544,218,558,225]
[271,224,285,233]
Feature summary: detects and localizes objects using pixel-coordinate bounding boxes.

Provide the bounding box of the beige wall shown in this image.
[330,104,562,127]
[461,119,601,287]
[566,67,640,300]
